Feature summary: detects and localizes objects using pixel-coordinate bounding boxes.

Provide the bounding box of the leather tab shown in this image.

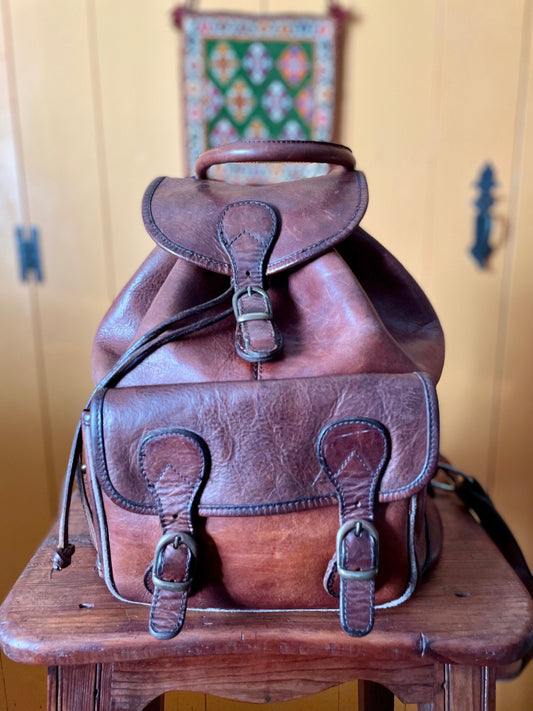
[318,418,390,636]
[218,200,282,362]
[139,428,208,639]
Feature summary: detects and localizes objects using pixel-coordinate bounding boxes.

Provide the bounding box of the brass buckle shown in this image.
[152,531,198,593]
[232,285,273,324]
[336,518,379,582]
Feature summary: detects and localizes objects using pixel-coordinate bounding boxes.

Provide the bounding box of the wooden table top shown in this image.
[1,491,532,668]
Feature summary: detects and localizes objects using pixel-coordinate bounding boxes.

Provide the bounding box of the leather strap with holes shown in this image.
[139,428,208,639]
[317,418,390,636]
[218,200,282,363]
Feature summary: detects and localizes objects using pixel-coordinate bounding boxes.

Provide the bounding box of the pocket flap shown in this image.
[85,372,438,516]
[142,170,368,276]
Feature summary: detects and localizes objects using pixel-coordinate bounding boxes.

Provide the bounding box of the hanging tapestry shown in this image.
[174,6,345,183]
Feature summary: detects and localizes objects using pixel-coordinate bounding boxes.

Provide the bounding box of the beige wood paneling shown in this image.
[91,0,183,291]
[0,0,53,603]
[164,690,206,710]
[340,0,439,283]
[423,0,526,480]
[0,2,59,708]
[0,657,45,711]
[491,0,533,582]
[492,3,533,709]
[7,0,111,496]
[1,2,110,708]
[338,681,358,710]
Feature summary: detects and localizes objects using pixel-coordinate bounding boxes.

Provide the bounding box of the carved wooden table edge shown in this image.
[1,491,532,710]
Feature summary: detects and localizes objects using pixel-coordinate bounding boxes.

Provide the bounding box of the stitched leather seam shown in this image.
[152,462,190,489]
[93,375,432,515]
[144,173,367,275]
[380,372,439,499]
[92,388,132,510]
[228,230,264,248]
[269,171,367,269]
[341,581,374,636]
[218,200,277,283]
[318,417,389,514]
[138,428,208,531]
[199,493,337,515]
[150,586,188,637]
[95,407,380,516]
[93,389,154,515]
[88,449,338,519]
[334,445,374,482]
[219,139,353,150]
[143,177,228,270]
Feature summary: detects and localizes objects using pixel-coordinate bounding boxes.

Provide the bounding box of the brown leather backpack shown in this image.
[55,140,444,640]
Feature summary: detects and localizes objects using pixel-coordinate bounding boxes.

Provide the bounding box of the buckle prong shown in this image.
[336,518,379,582]
[232,285,273,322]
[152,531,198,593]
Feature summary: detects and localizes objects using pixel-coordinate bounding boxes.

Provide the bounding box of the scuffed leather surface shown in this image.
[87,371,438,516]
[335,231,445,384]
[142,170,368,277]
[92,232,444,387]
[97,485,414,609]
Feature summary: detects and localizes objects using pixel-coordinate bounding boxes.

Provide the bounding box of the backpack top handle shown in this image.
[195,140,356,180]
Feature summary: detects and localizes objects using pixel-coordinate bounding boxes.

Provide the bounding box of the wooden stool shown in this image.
[0,492,531,711]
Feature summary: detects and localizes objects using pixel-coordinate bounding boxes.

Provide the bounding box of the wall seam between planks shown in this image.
[485,0,533,495]
[421,0,446,292]
[85,0,117,302]
[0,0,58,517]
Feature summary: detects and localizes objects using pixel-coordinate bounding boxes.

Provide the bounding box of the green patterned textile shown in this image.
[176,9,341,182]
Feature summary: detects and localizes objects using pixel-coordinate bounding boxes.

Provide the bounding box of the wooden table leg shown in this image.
[358,679,395,710]
[48,664,164,711]
[429,665,496,711]
[48,665,101,711]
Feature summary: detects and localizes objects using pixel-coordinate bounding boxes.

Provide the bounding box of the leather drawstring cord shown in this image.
[52,286,234,572]
[97,284,234,390]
[51,421,82,572]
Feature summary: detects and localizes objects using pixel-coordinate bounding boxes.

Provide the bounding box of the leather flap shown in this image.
[85,372,438,517]
[142,170,368,276]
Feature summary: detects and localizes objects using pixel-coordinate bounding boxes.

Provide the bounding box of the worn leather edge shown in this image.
[141,171,368,276]
[142,176,229,274]
[382,371,439,501]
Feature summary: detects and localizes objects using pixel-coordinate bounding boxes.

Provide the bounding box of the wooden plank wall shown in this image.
[0,1,531,709]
